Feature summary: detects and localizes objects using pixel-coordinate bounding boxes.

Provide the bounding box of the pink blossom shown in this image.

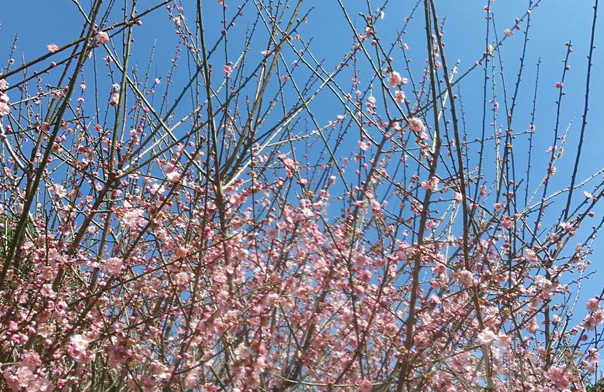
[586,298,601,312]
[0,101,9,117]
[545,366,570,389]
[454,192,463,203]
[370,199,382,214]
[394,90,406,103]
[358,140,369,151]
[358,269,372,282]
[359,379,373,392]
[278,154,298,177]
[234,344,253,361]
[527,317,539,334]
[70,334,91,351]
[49,184,67,198]
[266,227,279,239]
[47,43,60,53]
[432,263,446,274]
[523,248,538,263]
[0,85,10,113]
[183,372,199,390]
[408,117,427,139]
[3,357,52,391]
[555,81,564,89]
[388,71,402,87]
[583,314,599,330]
[560,221,576,236]
[408,117,424,132]
[360,26,373,40]
[122,206,146,229]
[477,328,498,345]
[175,246,189,258]
[104,257,123,275]
[68,334,93,364]
[149,361,169,379]
[51,89,65,99]
[224,65,232,76]
[166,170,184,183]
[174,271,189,286]
[421,176,440,192]
[96,31,110,44]
[458,270,474,287]
[109,92,119,106]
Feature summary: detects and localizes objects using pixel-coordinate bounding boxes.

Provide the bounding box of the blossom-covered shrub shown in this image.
[0,0,602,391]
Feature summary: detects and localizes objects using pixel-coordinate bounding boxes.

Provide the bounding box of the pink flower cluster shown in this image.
[0,78,9,117]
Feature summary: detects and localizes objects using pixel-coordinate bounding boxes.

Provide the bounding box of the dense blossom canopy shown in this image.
[0,0,603,391]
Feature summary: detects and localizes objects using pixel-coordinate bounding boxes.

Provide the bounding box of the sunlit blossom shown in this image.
[477,328,498,345]
[95,31,110,44]
[104,257,123,275]
[394,90,405,103]
[586,298,601,312]
[388,71,402,87]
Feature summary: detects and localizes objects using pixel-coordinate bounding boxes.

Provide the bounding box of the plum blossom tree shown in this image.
[0,0,603,391]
